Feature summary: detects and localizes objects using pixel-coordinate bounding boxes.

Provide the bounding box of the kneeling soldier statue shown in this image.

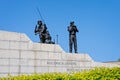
[34,20,54,44]
[34,20,47,43]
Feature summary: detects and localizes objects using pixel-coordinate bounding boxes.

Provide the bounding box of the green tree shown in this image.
[118,58,120,61]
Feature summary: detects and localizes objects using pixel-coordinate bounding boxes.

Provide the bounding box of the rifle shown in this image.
[34,7,46,35]
[34,25,38,35]
[36,7,45,24]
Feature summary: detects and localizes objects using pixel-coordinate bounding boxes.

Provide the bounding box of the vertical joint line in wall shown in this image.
[19,33,21,49]
[8,57,10,74]
[34,51,37,73]
[19,33,21,74]
[54,45,55,53]
[19,50,21,75]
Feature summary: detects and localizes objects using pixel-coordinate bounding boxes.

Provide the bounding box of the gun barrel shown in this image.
[36,7,45,24]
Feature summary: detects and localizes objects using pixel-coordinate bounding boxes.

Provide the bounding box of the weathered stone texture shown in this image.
[0,30,119,77]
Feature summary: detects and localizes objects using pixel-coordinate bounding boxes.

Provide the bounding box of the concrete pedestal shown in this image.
[0,30,119,77]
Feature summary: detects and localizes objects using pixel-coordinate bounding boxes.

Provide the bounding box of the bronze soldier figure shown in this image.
[34,20,47,43]
[34,20,54,44]
[68,21,79,53]
[45,30,52,43]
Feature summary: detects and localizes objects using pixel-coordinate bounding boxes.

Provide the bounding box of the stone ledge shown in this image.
[0,30,31,42]
[0,30,119,77]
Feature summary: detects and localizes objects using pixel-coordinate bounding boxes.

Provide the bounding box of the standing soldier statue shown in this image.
[68,21,79,53]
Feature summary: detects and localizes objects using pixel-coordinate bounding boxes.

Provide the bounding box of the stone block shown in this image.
[62,53,93,62]
[39,60,48,66]
[40,44,55,52]
[0,40,9,49]
[0,50,19,58]
[84,62,91,68]
[0,74,8,77]
[10,59,20,66]
[36,52,49,59]
[66,68,84,72]
[79,62,86,67]
[48,52,62,60]
[63,53,77,61]
[0,30,32,42]
[28,60,35,66]
[61,53,67,60]
[19,42,28,50]
[91,62,105,67]
[33,43,41,50]
[0,50,9,58]
[20,51,34,59]
[71,61,80,67]
[20,33,31,42]
[0,66,9,73]
[0,59,9,66]
[9,41,20,50]
[48,67,65,72]
[20,59,34,66]
[57,67,67,72]
[63,53,80,61]
[27,42,33,50]
[46,60,56,67]
[36,59,58,67]
[46,60,79,67]
[0,31,20,41]
[9,66,19,73]
[21,66,34,73]
[83,54,94,62]
[20,59,29,66]
[36,67,49,73]
[75,54,84,60]
[64,61,77,67]
[39,44,65,53]
[7,74,19,77]
[67,53,78,60]
[54,45,65,53]
[48,67,56,72]
[33,43,65,53]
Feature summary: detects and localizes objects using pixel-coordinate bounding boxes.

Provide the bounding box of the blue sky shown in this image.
[0,0,120,62]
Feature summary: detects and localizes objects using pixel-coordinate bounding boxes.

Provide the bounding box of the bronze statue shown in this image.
[68,21,79,53]
[34,20,54,44]
[34,20,46,43]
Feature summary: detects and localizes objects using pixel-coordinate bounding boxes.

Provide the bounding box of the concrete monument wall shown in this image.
[0,30,119,77]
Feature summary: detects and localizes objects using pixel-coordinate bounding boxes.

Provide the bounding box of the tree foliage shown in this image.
[0,67,120,80]
[118,58,120,61]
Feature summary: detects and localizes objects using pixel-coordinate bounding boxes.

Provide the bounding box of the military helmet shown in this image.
[38,20,42,24]
[70,21,74,24]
